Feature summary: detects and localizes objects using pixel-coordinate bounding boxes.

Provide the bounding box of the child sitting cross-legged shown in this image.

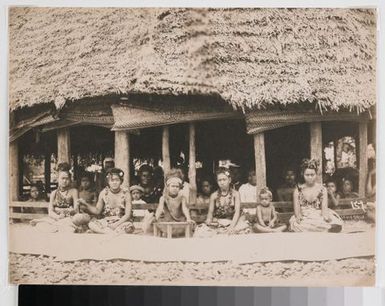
[253,187,287,233]
[80,168,134,234]
[30,162,83,233]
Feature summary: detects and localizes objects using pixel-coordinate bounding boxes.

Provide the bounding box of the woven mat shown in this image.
[9,225,375,263]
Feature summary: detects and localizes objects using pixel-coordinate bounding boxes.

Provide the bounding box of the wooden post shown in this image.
[114,131,130,188]
[310,122,323,183]
[162,126,171,175]
[9,140,19,201]
[358,122,368,197]
[370,119,376,146]
[44,153,51,194]
[57,128,71,163]
[254,133,266,196]
[167,224,172,239]
[188,123,197,204]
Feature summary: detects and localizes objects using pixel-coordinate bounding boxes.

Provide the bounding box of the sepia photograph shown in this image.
[8,7,376,286]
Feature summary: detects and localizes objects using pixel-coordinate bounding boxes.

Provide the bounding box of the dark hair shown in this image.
[247,169,256,175]
[164,169,185,186]
[342,177,353,184]
[30,183,41,193]
[106,168,124,182]
[259,187,273,200]
[200,177,213,185]
[57,162,71,174]
[138,164,153,175]
[325,179,336,185]
[283,166,297,176]
[300,159,319,175]
[79,171,93,180]
[174,164,187,173]
[216,167,231,178]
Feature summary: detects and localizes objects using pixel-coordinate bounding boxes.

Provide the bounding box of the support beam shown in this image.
[310,122,323,183]
[162,126,171,175]
[114,131,130,189]
[188,123,197,204]
[370,119,376,146]
[9,140,19,201]
[358,122,368,197]
[57,128,71,164]
[254,133,266,196]
[44,153,51,194]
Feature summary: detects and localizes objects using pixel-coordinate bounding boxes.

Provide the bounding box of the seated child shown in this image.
[196,179,213,207]
[130,184,146,219]
[130,185,146,204]
[146,176,194,236]
[191,178,213,221]
[194,168,250,237]
[276,168,297,202]
[24,184,47,214]
[78,172,97,206]
[339,178,359,199]
[238,170,257,203]
[175,165,191,205]
[80,168,134,234]
[26,184,44,202]
[238,169,257,216]
[253,187,287,233]
[30,163,81,233]
[326,180,340,209]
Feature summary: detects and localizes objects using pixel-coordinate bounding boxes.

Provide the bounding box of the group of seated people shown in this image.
[28,157,359,236]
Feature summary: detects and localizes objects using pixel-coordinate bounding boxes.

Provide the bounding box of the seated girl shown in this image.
[26,184,46,202]
[253,187,287,233]
[188,178,213,220]
[289,159,343,233]
[143,176,194,236]
[325,180,340,209]
[24,183,47,214]
[196,179,213,207]
[78,172,97,206]
[194,168,250,237]
[30,163,80,233]
[80,168,134,234]
[339,178,359,199]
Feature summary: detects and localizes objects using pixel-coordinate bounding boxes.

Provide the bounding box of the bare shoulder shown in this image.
[210,191,217,199]
[316,183,327,192]
[176,194,186,203]
[69,188,79,195]
[232,189,240,197]
[293,186,300,194]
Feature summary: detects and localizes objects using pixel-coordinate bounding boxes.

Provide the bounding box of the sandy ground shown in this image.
[9,253,375,286]
[8,220,375,286]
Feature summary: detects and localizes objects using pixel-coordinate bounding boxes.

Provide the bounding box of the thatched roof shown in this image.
[9,8,376,113]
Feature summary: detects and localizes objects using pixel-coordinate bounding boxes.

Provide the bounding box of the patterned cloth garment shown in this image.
[53,189,74,217]
[213,190,235,219]
[100,187,127,218]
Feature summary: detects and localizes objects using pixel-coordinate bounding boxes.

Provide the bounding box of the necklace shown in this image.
[109,187,121,194]
[220,190,230,197]
[58,188,69,196]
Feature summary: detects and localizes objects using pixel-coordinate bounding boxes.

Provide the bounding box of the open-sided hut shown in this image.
[9,8,376,212]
